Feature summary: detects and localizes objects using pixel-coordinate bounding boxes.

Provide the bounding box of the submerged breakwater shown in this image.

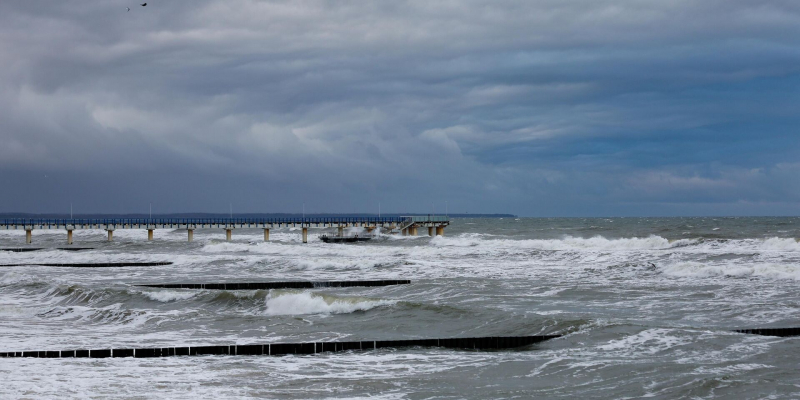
[139,280,411,290]
[0,335,561,358]
[1,217,800,398]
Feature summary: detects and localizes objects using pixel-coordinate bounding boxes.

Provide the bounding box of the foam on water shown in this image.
[264,290,395,316]
[140,290,199,302]
[661,261,800,280]
[3,218,800,398]
[431,234,695,250]
[597,328,694,355]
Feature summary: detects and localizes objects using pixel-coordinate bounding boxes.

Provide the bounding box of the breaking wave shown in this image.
[430,234,700,251]
[661,261,800,280]
[264,291,395,316]
[140,290,199,302]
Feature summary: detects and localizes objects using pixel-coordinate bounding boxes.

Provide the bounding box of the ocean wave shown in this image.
[597,328,693,355]
[264,291,395,316]
[661,261,800,280]
[36,303,149,325]
[755,237,800,251]
[430,235,700,251]
[140,290,199,302]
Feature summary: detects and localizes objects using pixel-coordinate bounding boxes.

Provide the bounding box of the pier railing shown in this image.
[0,217,408,226]
[401,216,450,223]
[1,216,450,243]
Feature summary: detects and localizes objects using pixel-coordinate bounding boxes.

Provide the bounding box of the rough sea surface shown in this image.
[2,217,800,399]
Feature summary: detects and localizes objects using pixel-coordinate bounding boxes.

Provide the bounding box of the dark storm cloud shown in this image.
[1,0,799,215]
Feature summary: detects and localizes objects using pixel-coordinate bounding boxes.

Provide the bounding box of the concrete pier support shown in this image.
[225,229,232,241]
[410,226,418,236]
[338,226,344,237]
[25,230,32,244]
[187,229,194,242]
[402,228,408,236]
[67,230,73,245]
[302,227,308,243]
[263,229,270,241]
[436,226,444,236]
[366,226,375,234]
[147,230,154,241]
[428,226,434,236]
[107,230,113,242]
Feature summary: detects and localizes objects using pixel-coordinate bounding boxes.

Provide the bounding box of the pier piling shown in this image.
[1,216,449,244]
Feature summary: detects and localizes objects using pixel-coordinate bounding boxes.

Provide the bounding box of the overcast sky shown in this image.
[1,0,799,216]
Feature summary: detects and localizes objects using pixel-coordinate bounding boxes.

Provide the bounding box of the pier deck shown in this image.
[0,216,450,244]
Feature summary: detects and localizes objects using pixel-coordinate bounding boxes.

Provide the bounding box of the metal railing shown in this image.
[400,216,450,223]
[0,217,411,226]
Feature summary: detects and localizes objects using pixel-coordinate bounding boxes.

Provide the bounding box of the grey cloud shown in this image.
[1,0,799,215]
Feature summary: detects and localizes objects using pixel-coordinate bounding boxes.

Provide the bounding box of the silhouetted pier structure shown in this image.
[0,216,450,244]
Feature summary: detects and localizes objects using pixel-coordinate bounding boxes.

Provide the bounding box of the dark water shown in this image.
[2,217,800,398]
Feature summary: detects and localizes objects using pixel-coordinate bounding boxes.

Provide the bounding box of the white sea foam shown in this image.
[692,363,774,375]
[4,218,800,398]
[597,328,692,355]
[430,234,698,251]
[661,261,800,280]
[264,291,395,316]
[141,290,198,302]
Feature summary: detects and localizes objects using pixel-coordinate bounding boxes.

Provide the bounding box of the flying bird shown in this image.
[126,7,130,11]
[141,3,147,6]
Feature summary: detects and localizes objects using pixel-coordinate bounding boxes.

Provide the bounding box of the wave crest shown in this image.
[661,261,800,280]
[264,291,395,316]
[431,234,699,251]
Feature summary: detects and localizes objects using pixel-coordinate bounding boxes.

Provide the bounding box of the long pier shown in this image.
[0,216,450,244]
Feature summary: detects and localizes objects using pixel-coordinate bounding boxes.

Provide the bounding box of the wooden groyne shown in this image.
[0,262,172,268]
[734,328,800,337]
[0,335,561,358]
[138,280,411,290]
[0,248,94,252]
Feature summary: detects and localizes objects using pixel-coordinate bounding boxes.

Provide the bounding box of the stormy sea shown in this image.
[2,217,800,398]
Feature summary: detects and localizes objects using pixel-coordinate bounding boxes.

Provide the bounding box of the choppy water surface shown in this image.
[2,217,800,398]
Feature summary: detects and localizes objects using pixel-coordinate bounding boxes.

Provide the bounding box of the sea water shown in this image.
[1,217,800,398]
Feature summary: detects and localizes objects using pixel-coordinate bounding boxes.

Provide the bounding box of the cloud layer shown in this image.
[1,0,799,215]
